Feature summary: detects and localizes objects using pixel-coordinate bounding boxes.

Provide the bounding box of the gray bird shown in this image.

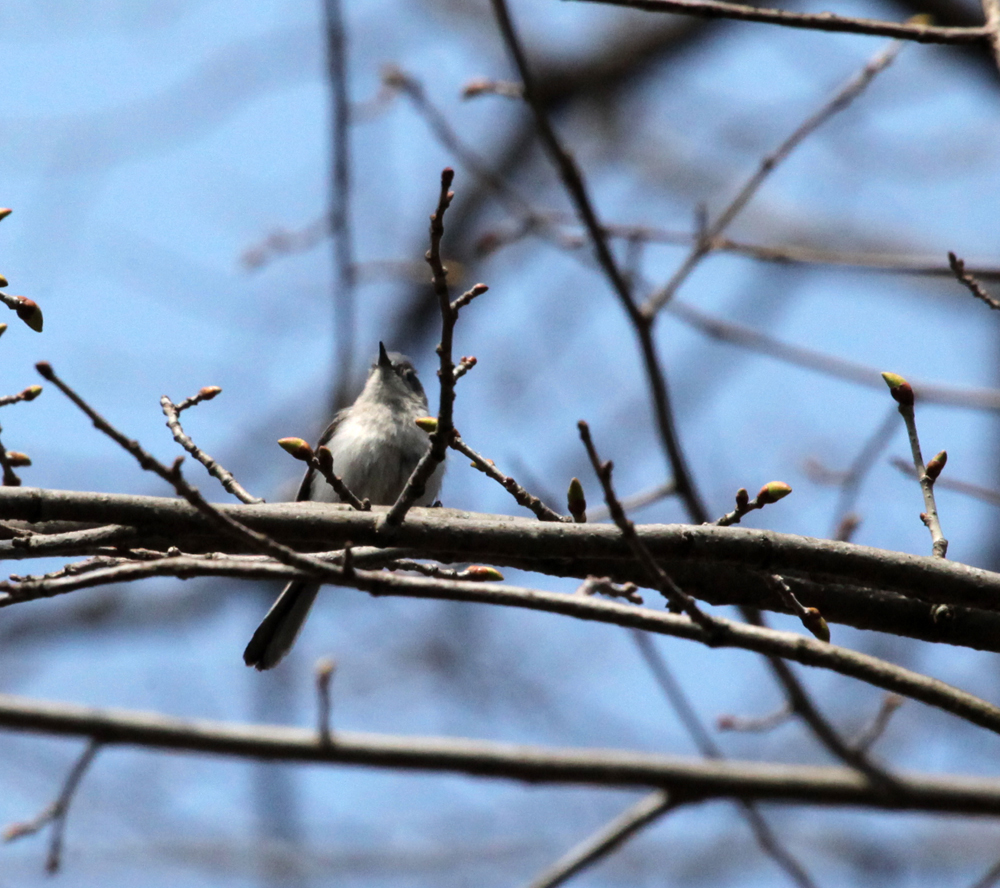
[244,342,443,670]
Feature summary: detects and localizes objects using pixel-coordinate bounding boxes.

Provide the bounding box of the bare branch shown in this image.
[521,792,677,888]
[882,373,948,557]
[3,739,101,873]
[950,251,1000,310]
[161,393,263,505]
[669,299,1000,413]
[451,433,567,522]
[578,420,716,627]
[630,631,817,887]
[322,0,358,410]
[644,39,903,316]
[5,694,1000,814]
[573,0,990,44]
[0,426,22,487]
[489,0,707,523]
[385,169,461,526]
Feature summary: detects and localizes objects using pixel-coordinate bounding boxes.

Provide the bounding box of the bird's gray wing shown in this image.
[294,408,348,501]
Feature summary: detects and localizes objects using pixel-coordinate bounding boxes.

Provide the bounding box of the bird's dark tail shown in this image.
[243,581,321,670]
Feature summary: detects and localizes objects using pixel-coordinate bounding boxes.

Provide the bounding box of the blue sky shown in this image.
[2,1,1000,886]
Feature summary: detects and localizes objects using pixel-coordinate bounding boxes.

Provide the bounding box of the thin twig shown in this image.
[669,299,1000,413]
[3,738,101,873]
[0,384,43,408]
[882,373,948,557]
[451,434,567,522]
[314,445,370,511]
[770,575,830,642]
[37,362,339,579]
[742,606,898,790]
[644,38,902,316]
[161,393,263,504]
[573,0,989,43]
[385,169,463,526]
[8,523,140,555]
[577,576,642,604]
[853,694,904,753]
[6,551,1000,735]
[714,482,792,526]
[381,66,534,218]
[718,704,794,733]
[630,631,817,887]
[490,0,707,523]
[949,251,1000,310]
[0,426,21,486]
[315,657,336,745]
[478,213,1000,281]
[891,456,1000,507]
[322,0,357,410]
[715,238,1000,280]
[578,420,716,628]
[389,560,504,582]
[521,792,678,888]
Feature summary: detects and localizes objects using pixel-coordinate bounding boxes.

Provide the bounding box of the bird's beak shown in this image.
[378,341,391,368]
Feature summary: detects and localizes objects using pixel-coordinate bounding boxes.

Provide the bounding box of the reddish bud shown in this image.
[756,481,792,506]
[4,451,31,467]
[14,297,42,332]
[316,446,334,474]
[735,488,749,510]
[199,386,222,401]
[278,437,313,461]
[0,208,11,221]
[881,371,914,407]
[19,385,42,402]
[802,607,830,643]
[925,450,947,481]
[35,361,54,380]
[0,275,8,288]
[0,323,6,337]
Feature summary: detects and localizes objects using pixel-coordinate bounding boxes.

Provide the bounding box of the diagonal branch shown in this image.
[490,0,707,522]
[574,0,990,44]
[643,38,903,316]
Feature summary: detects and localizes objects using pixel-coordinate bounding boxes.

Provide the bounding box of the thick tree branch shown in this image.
[4,694,1000,814]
